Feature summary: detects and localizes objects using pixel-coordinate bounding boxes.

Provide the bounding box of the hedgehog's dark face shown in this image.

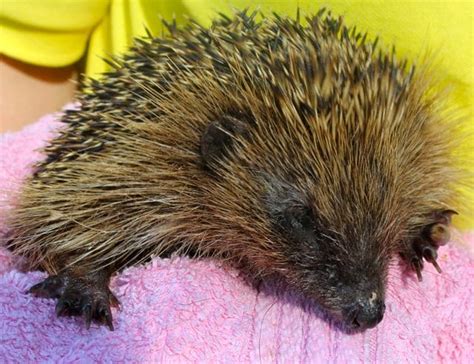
[263,178,387,330]
[201,113,388,330]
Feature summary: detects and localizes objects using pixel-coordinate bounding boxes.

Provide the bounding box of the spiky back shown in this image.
[8,11,461,276]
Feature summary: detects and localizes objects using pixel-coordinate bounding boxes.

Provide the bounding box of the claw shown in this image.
[422,245,438,261]
[437,209,458,225]
[83,303,92,329]
[55,300,69,317]
[412,258,423,282]
[109,293,120,308]
[28,282,46,295]
[428,257,442,274]
[99,306,115,331]
[28,275,65,298]
[106,316,114,331]
[422,247,442,273]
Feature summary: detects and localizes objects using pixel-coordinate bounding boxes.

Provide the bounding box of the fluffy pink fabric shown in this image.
[1,110,473,362]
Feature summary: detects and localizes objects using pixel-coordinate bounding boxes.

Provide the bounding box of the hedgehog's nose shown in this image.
[347,292,386,330]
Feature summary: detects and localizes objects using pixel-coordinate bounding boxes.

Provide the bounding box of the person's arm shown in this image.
[0,55,78,133]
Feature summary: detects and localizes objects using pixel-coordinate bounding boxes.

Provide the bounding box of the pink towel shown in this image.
[1,110,473,363]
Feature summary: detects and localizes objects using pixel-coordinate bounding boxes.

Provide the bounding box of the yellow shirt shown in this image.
[1,0,473,226]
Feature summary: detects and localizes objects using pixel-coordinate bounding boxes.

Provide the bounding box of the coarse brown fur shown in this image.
[5,10,465,330]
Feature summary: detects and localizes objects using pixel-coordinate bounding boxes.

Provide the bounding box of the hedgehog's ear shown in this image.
[200,113,249,169]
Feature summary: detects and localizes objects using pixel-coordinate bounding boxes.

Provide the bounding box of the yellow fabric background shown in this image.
[1,0,473,226]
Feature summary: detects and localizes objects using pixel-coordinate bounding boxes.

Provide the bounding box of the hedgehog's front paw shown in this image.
[402,209,457,281]
[29,272,118,330]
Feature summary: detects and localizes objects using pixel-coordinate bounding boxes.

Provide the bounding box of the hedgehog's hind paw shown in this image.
[29,271,118,331]
[401,209,456,281]
[53,284,118,331]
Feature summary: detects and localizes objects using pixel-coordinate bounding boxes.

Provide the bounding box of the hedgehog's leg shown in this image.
[402,209,457,281]
[29,267,119,330]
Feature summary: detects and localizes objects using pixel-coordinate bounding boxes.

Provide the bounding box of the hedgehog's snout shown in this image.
[343,291,385,330]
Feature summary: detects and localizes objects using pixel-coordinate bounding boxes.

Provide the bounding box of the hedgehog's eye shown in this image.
[282,205,314,231]
[262,176,317,243]
[278,204,316,242]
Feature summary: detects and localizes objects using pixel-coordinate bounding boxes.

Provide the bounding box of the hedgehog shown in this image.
[5,10,463,332]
